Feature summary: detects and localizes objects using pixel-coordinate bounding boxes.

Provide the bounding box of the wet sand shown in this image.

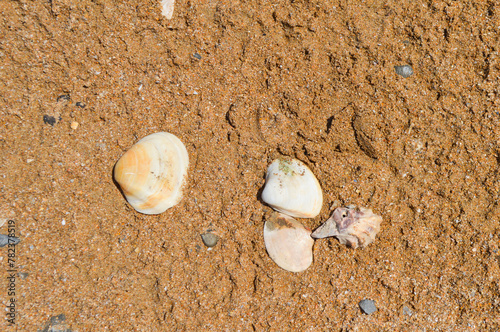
[0,0,499,330]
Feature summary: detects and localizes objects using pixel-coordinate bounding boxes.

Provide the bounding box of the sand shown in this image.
[0,0,499,330]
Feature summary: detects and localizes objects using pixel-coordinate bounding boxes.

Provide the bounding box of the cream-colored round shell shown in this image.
[263,213,314,272]
[114,132,189,214]
[261,158,323,218]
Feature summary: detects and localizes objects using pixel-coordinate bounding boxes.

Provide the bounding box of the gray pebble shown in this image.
[201,233,219,248]
[193,52,202,60]
[0,234,20,247]
[39,313,72,332]
[18,272,29,280]
[403,305,412,316]
[359,299,377,314]
[394,65,413,78]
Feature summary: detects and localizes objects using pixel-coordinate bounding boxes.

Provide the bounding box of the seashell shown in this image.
[261,158,323,218]
[263,212,314,272]
[114,132,189,214]
[160,0,175,19]
[394,65,414,78]
[311,206,382,248]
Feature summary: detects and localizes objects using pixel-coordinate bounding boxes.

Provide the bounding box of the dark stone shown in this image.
[75,102,86,108]
[57,95,70,102]
[0,234,20,247]
[359,299,377,314]
[193,52,202,60]
[43,115,57,126]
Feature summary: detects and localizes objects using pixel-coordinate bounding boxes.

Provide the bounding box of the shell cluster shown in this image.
[312,206,382,249]
[114,132,189,214]
[114,133,384,271]
[260,158,383,272]
[261,158,322,272]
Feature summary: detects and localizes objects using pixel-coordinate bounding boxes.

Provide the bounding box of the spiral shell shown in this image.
[311,206,382,248]
[114,132,189,214]
[264,212,314,272]
[261,158,323,218]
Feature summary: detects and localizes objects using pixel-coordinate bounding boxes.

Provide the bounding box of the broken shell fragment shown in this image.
[311,206,382,248]
[114,132,189,214]
[160,0,175,19]
[261,158,323,218]
[264,212,314,272]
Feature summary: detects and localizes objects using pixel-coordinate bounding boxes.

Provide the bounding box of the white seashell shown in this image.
[264,212,314,272]
[160,0,175,19]
[311,206,382,248]
[261,158,323,218]
[114,132,189,214]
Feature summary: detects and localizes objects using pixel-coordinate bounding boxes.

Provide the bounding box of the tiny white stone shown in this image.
[160,0,175,19]
[62,219,66,225]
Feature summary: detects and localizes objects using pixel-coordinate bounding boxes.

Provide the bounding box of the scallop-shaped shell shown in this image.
[114,132,189,214]
[311,206,382,248]
[261,158,323,218]
[264,212,314,272]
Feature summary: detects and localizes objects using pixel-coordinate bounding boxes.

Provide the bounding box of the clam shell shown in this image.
[263,212,314,272]
[261,158,323,218]
[114,132,189,214]
[311,206,382,248]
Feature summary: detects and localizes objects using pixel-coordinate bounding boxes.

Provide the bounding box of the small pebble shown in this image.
[359,299,377,314]
[0,234,20,247]
[193,52,202,60]
[70,121,79,130]
[39,313,71,332]
[394,65,414,78]
[18,272,29,280]
[57,94,71,102]
[43,115,57,126]
[201,233,219,248]
[75,102,86,108]
[403,305,412,316]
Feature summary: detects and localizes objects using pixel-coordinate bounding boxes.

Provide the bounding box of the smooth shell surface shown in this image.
[264,212,314,272]
[311,206,382,248]
[160,0,175,19]
[261,158,323,218]
[114,132,189,214]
